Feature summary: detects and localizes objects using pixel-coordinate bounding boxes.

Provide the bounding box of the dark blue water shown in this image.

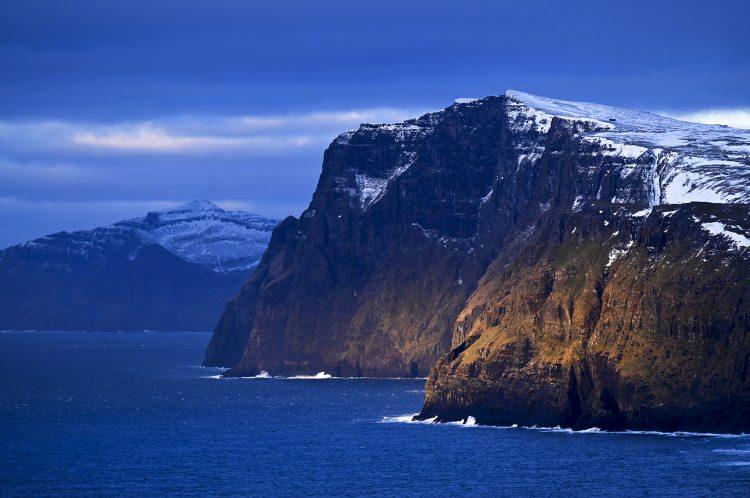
[1,331,749,497]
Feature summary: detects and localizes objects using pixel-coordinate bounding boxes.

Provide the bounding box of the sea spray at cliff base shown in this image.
[380,413,750,438]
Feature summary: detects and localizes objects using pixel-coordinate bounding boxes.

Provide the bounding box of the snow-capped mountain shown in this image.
[10,200,277,273]
[328,90,749,252]
[0,201,278,331]
[119,200,277,272]
[335,90,750,214]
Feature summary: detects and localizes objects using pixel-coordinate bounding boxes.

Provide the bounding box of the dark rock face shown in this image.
[207,92,750,432]
[206,101,510,374]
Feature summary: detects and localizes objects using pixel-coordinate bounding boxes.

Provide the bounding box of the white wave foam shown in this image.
[577,427,602,433]
[381,413,421,423]
[379,415,750,438]
[380,414,481,426]
[621,429,749,439]
[207,371,426,381]
[207,371,422,380]
[380,413,440,424]
[522,425,603,434]
[235,371,276,379]
[504,424,747,438]
[444,416,479,427]
[720,461,750,467]
[204,369,272,380]
[201,366,229,379]
[288,371,332,379]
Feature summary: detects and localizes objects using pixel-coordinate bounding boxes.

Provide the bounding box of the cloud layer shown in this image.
[1,102,748,249]
[0,108,425,155]
[0,107,426,247]
[666,109,750,130]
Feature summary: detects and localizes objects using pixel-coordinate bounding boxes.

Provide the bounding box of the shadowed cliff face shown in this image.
[206,98,513,375]
[419,203,750,432]
[205,92,750,431]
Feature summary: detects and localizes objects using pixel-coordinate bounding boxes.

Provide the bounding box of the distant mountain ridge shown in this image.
[0,201,277,331]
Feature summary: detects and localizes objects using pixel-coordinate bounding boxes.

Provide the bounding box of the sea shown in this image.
[1,331,749,497]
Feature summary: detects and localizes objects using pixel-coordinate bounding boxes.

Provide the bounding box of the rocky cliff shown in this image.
[205,102,507,372]
[207,91,750,432]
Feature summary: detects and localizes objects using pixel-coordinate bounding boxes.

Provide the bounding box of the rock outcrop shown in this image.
[207,91,750,432]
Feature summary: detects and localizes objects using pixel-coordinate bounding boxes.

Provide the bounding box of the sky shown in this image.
[1,0,749,248]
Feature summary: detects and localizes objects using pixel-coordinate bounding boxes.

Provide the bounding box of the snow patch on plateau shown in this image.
[700,222,750,249]
[505,90,750,207]
[339,90,750,216]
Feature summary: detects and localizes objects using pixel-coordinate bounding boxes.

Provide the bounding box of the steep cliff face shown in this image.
[416,93,750,432]
[206,100,511,374]
[419,202,750,432]
[207,91,750,431]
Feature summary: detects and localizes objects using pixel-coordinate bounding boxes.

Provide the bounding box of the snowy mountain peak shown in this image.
[119,201,278,272]
[146,200,226,223]
[166,199,224,212]
[4,201,278,273]
[156,200,224,213]
[505,90,679,132]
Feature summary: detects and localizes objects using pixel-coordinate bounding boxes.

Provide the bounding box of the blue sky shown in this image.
[1,0,749,247]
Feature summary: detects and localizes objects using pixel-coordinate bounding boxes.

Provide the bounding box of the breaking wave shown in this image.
[380,413,476,427]
[288,372,332,379]
[380,414,750,438]
[380,413,436,425]
[204,369,271,379]
[200,366,228,379]
[203,370,426,381]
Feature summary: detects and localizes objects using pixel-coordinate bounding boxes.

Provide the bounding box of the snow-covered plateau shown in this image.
[504,90,750,206]
[335,90,749,212]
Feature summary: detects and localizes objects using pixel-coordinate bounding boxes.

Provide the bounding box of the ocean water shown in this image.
[1,331,749,497]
